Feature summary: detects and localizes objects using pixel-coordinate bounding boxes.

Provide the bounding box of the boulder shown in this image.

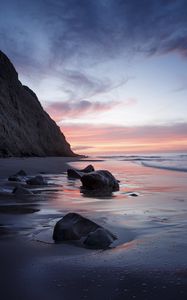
[67,164,95,179]
[26,175,46,185]
[80,170,119,196]
[53,212,117,249]
[12,186,33,195]
[84,228,116,249]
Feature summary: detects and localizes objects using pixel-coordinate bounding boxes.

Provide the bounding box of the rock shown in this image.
[8,175,22,182]
[12,186,33,195]
[129,193,138,197]
[67,164,95,179]
[8,169,27,182]
[53,212,117,249]
[0,50,76,157]
[26,175,46,185]
[80,170,119,196]
[84,228,116,249]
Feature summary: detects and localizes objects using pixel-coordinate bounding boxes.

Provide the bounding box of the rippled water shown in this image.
[0,156,187,247]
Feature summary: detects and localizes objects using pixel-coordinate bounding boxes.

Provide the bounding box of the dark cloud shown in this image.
[1,0,187,73]
[55,69,129,101]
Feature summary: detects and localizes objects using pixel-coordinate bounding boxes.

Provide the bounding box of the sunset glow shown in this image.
[1,0,187,155]
[60,123,187,155]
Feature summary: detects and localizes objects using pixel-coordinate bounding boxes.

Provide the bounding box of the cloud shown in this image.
[61,122,187,154]
[1,0,187,75]
[45,99,119,121]
[56,69,128,101]
[72,145,95,151]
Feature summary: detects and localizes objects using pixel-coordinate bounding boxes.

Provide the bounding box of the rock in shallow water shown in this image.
[26,175,46,185]
[67,164,95,179]
[8,169,27,182]
[80,170,119,196]
[53,212,117,249]
[84,228,116,249]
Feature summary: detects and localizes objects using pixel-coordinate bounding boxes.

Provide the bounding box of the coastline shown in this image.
[0,156,187,299]
[0,156,80,178]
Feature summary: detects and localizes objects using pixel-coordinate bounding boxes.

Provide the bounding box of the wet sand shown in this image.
[0,157,187,299]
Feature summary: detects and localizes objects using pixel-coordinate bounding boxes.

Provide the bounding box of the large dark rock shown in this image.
[0,50,76,157]
[84,228,116,249]
[67,164,95,179]
[80,170,119,196]
[53,212,117,249]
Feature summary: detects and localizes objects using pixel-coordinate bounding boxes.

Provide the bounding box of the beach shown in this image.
[0,155,187,300]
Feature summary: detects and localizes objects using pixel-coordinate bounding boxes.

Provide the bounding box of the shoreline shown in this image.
[0,156,187,299]
[0,156,81,179]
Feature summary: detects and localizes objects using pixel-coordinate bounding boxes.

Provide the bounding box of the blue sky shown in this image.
[1,0,187,154]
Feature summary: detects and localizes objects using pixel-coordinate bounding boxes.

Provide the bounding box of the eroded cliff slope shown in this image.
[0,51,75,157]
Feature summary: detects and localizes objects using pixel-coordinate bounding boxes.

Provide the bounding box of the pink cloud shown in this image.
[45,100,120,121]
[60,122,187,154]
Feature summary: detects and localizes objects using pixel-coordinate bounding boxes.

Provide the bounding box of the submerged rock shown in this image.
[80,170,119,196]
[67,164,95,179]
[26,175,46,185]
[53,212,117,249]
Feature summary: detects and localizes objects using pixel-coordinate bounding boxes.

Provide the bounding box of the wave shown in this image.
[141,161,187,173]
[98,153,187,173]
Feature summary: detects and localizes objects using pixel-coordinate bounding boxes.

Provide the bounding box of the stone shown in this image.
[26,175,46,185]
[129,193,138,197]
[8,169,27,182]
[80,170,119,196]
[0,50,76,157]
[53,212,117,249]
[8,175,22,182]
[84,228,116,249]
[67,164,95,179]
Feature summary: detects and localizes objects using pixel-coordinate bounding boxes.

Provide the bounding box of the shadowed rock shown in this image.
[53,212,117,249]
[8,169,27,182]
[84,228,116,249]
[67,164,95,179]
[80,170,119,196]
[8,175,22,182]
[26,175,46,185]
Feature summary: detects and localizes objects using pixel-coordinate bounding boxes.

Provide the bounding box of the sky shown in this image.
[1,0,187,155]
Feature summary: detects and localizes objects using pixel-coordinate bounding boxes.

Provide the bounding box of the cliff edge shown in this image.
[0,51,76,157]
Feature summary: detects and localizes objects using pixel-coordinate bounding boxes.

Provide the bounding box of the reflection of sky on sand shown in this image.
[0,158,187,251]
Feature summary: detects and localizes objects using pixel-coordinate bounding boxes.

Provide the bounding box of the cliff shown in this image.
[0,51,76,157]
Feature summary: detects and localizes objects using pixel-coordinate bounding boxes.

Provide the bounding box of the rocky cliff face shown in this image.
[0,51,76,157]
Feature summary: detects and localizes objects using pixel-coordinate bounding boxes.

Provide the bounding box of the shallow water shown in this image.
[0,156,187,254]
